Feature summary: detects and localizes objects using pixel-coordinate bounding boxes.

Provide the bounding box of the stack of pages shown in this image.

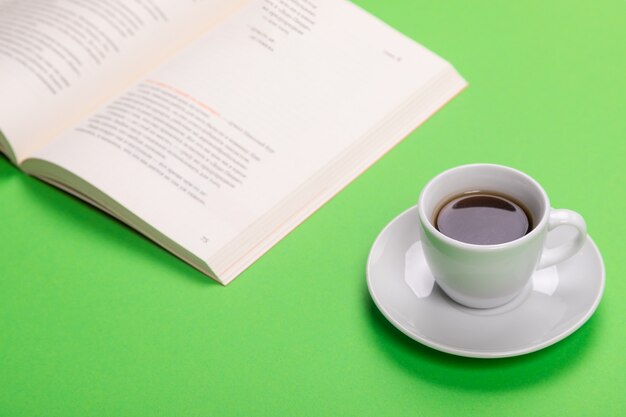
[0,0,466,284]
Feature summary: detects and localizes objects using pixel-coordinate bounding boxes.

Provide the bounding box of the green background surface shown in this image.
[1,0,625,416]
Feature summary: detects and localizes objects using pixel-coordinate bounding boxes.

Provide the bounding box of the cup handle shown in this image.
[537,209,587,269]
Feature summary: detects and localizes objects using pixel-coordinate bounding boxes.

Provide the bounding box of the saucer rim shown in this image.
[366,204,606,359]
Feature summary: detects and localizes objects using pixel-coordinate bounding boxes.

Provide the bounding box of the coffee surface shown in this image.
[435,192,532,245]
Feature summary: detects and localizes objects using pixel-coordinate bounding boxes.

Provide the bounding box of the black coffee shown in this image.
[434,191,532,245]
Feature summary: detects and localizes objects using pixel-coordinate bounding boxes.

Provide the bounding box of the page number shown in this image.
[383,50,403,62]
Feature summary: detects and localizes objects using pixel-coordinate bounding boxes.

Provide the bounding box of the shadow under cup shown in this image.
[417,164,550,309]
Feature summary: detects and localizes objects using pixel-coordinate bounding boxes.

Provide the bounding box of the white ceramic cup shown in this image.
[417,164,587,309]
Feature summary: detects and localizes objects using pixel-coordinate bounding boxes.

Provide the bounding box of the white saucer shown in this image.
[367,205,605,358]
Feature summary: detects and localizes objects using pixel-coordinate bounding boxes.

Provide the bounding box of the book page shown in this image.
[27,0,457,271]
[0,0,244,163]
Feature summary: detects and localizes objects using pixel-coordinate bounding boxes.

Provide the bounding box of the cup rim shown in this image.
[417,163,550,251]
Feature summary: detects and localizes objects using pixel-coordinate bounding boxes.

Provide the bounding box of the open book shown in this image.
[0,0,466,284]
